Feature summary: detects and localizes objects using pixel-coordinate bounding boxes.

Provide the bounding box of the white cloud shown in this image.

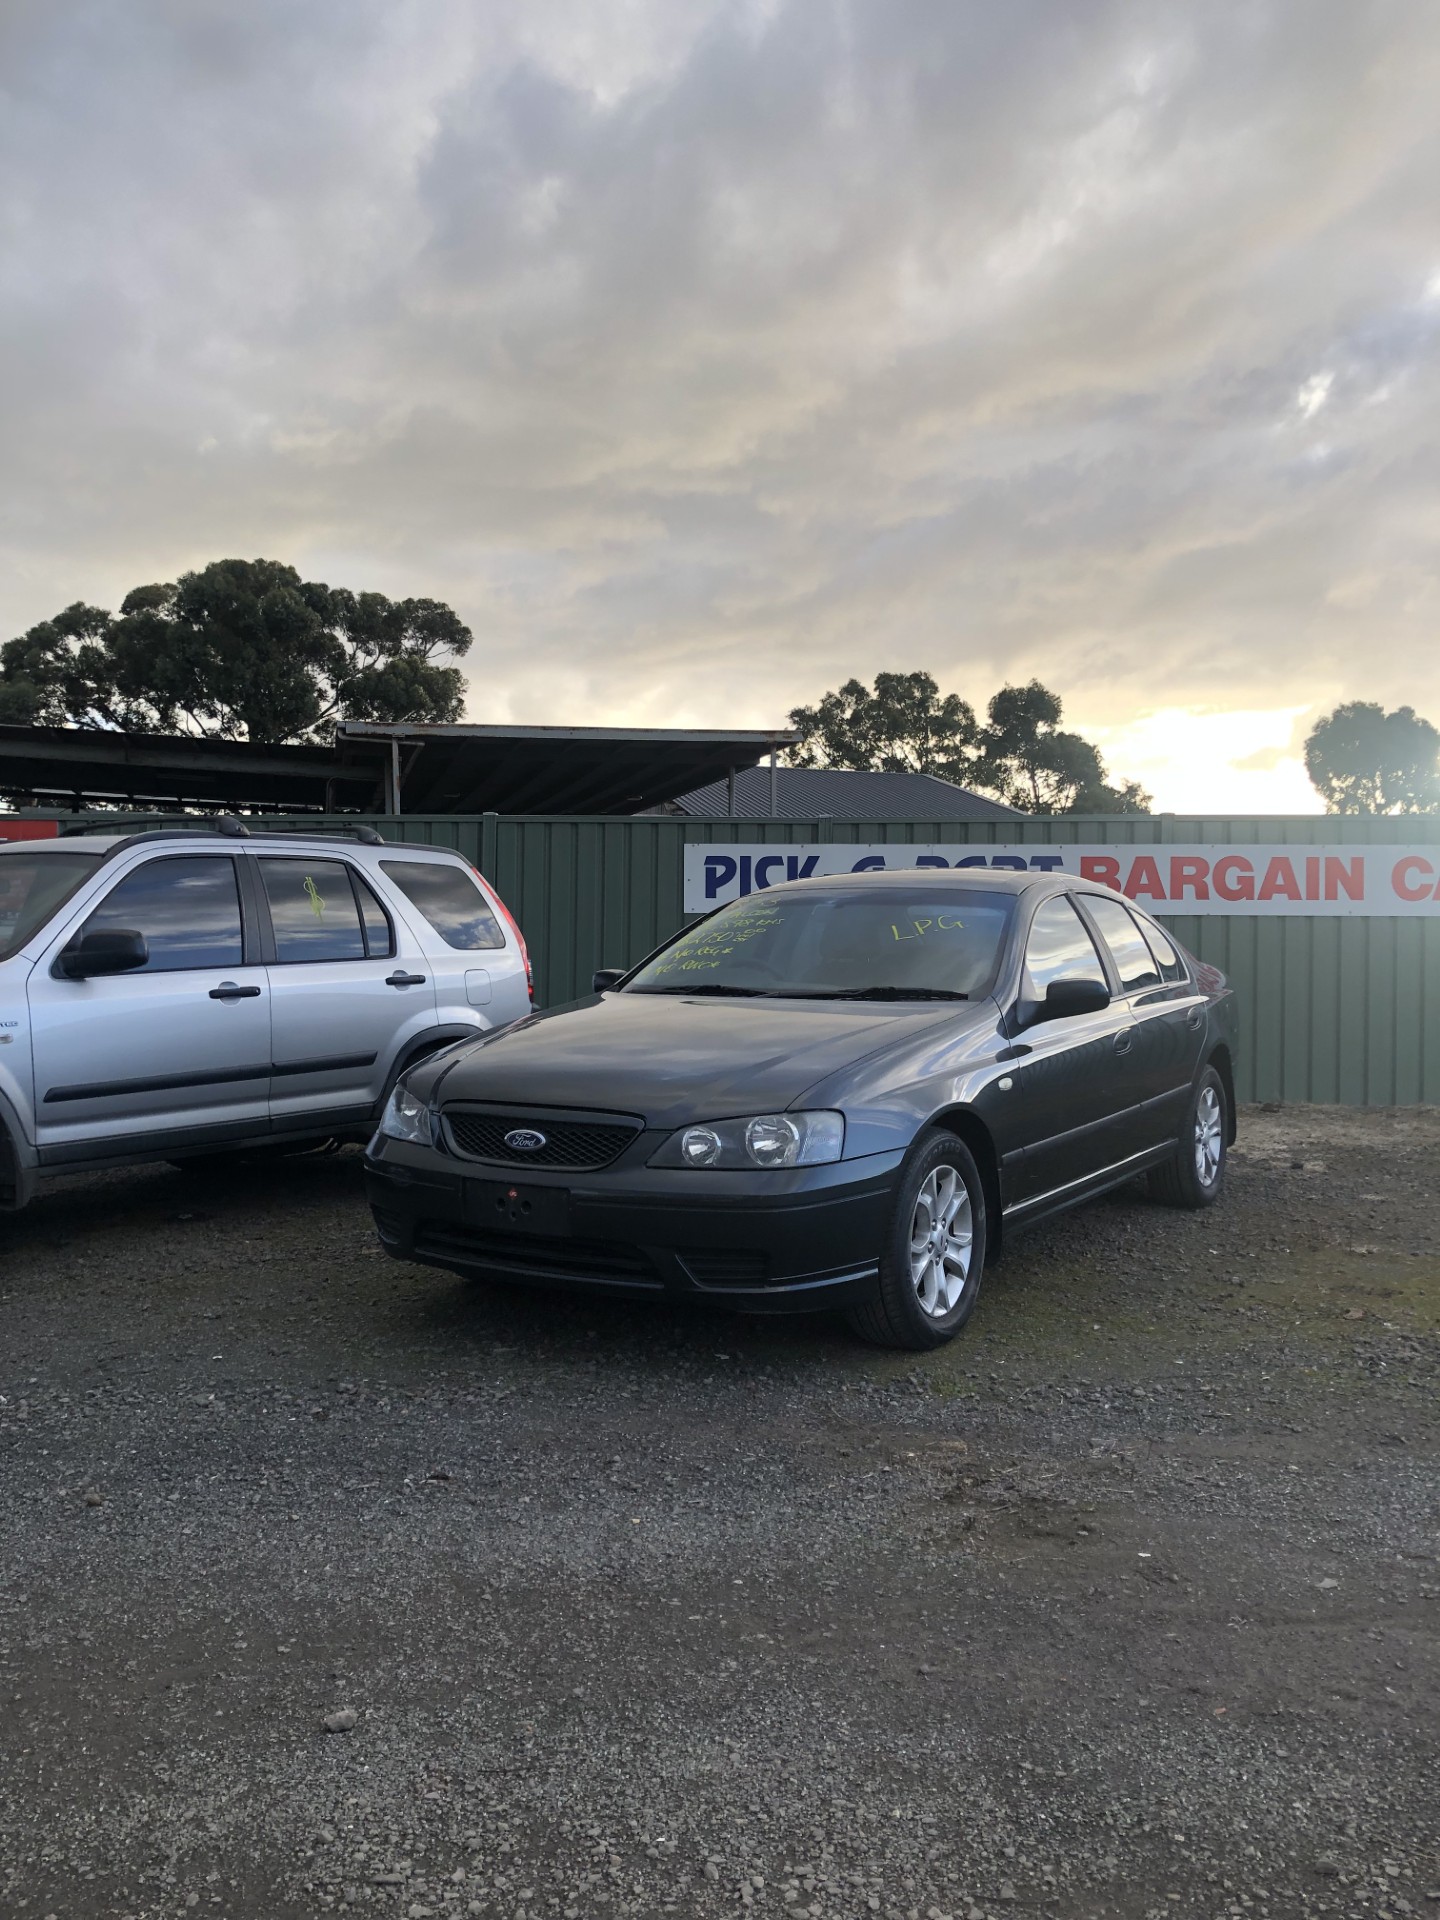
[1,0,1438,798]
[1296,372,1333,418]
[1078,704,1322,813]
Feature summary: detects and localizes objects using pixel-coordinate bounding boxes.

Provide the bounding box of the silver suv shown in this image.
[0,822,532,1211]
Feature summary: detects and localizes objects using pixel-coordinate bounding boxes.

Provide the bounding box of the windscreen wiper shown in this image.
[782,985,970,1001]
[629,982,771,996]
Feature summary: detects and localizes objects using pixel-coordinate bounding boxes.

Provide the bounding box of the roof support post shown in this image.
[769,746,778,818]
[384,738,403,816]
[727,767,735,817]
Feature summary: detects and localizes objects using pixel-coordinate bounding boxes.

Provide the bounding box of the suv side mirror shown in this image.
[1040,976,1110,1020]
[57,928,149,980]
[592,968,626,993]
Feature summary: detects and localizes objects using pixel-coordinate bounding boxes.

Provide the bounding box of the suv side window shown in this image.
[1130,909,1188,985]
[259,858,367,964]
[1084,894,1162,992]
[78,856,244,971]
[353,870,395,959]
[380,860,504,951]
[1022,896,1108,1002]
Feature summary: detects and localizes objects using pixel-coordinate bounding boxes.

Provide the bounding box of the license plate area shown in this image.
[466,1178,571,1235]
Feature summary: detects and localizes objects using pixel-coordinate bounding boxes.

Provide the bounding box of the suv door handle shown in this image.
[1113,1030,1134,1056]
[209,982,262,1000]
[1185,1008,1203,1031]
[386,970,428,988]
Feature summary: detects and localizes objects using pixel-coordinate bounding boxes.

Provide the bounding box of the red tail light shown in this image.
[474,869,533,1002]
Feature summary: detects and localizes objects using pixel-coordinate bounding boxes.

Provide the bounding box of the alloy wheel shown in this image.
[1194,1083,1223,1186]
[908,1164,973,1318]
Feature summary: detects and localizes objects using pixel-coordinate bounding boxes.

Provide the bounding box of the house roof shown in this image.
[663,764,1023,822]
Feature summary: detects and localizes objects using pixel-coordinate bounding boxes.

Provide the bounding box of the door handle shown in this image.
[1113,1031,1134,1056]
[1185,1008,1203,1031]
[209,982,262,1000]
[386,971,428,988]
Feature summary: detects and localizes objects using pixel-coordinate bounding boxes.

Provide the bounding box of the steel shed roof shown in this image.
[335,723,798,815]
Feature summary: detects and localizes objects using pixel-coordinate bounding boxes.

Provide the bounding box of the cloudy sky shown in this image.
[2,0,1438,811]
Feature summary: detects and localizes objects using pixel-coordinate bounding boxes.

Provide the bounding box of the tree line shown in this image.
[0,557,470,743]
[1,555,1435,813]
[786,671,1151,814]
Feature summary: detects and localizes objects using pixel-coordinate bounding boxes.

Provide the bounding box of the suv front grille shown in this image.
[442,1106,643,1171]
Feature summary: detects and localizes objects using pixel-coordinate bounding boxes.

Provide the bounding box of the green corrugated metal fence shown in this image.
[57,811,1440,1107]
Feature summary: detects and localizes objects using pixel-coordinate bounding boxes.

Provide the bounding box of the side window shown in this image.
[1131,910,1188,985]
[353,870,395,959]
[380,860,504,951]
[78,856,243,972]
[260,858,366,964]
[1084,894,1161,992]
[1022,896,1107,1002]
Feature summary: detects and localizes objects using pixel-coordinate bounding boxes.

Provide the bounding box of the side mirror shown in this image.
[592,968,626,993]
[57,928,149,980]
[1040,976,1110,1020]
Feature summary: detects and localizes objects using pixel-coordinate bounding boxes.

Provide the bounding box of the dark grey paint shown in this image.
[385,872,1239,1294]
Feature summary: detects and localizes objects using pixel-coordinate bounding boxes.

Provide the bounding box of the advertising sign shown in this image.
[683,842,1440,917]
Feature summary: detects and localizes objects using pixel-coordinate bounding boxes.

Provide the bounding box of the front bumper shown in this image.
[365,1135,903,1312]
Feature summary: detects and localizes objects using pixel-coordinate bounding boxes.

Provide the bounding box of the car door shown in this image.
[374,856,531,1027]
[26,852,271,1163]
[254,854,437,1133]
[1075,893,1204,1151]
[1103,899,1208,1141]
[1005,894,1145,1204]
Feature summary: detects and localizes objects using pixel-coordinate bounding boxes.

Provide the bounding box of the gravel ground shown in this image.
[1,1105,1437,1920]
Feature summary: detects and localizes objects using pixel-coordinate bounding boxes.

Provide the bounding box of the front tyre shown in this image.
[846,1131,987,1351]
[1147,1064,1227,1209]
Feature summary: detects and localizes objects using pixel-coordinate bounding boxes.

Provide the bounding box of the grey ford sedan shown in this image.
[365,869,1238,1350]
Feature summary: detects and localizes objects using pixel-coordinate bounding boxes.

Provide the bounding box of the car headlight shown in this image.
[375,1083,433,1147]
[650,1110,844,1170]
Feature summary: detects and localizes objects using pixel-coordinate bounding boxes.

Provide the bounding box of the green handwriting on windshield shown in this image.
[644,903,783,977]
[890,915,966,941]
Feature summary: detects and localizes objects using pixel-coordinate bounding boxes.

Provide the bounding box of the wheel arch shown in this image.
[925,1105,1004,1255]
[376,1024,478,1114]
[0,1089,37,1212]
[1206,1042,1238,1143]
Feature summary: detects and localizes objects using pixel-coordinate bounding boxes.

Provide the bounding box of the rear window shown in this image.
[1132,910,1189,985]
[1084,893,1162,993]
[0,853,103,961]
[380,860,505,951]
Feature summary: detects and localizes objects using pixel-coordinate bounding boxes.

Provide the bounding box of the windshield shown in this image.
[626,887,1014,1000]
[0,853,104,962]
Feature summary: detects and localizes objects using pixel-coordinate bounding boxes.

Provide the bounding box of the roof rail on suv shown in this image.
[59,817,387,858]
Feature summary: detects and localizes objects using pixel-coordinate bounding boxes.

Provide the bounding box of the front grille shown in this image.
[678,1248,771,1289]
[443,1107,642,1171]
[413,1223,658,1286]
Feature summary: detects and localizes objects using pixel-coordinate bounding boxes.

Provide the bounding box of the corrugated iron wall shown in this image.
[64,811,1440,1106]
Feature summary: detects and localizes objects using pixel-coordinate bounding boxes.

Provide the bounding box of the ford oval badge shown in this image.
[504,1128,548,1152]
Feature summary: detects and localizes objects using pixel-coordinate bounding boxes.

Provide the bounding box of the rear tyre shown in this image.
[845,1131,987,1351]
[1147,1065,1227,1209]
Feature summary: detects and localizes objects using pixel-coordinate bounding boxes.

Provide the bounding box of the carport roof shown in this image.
[334,723,799,815]
[0,719,798,816]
